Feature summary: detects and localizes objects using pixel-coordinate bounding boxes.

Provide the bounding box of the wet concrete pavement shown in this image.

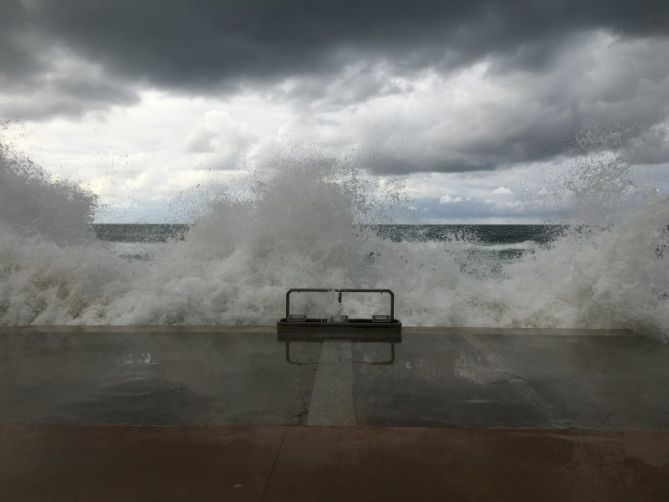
[0,327,318,425]
[352,329,669,428]
[1,326,668,500]
[1,326,667,429]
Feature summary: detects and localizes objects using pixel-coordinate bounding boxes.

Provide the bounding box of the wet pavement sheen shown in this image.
[1,326,668,428]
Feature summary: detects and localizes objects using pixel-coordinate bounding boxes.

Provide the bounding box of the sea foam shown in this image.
[1,141,667,339]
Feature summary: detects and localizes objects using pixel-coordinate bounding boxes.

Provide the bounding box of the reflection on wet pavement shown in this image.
[1,327,668,429]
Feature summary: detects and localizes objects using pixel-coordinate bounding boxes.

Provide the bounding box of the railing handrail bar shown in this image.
[285,288,395,320]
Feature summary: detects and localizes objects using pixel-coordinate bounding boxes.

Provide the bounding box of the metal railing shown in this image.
[284,288,395,321]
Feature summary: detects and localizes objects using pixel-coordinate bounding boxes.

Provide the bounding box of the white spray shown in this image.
[0,141,667,339]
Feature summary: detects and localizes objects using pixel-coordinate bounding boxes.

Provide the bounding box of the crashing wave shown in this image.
[0,140,667,339]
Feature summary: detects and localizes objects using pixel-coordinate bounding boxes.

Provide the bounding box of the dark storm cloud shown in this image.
[1,0,669,171]
[0,1,139,119]
[0,0,40,84]
[19,0,669,89]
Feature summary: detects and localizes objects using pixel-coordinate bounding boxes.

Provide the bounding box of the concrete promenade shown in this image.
[1,326,667,500]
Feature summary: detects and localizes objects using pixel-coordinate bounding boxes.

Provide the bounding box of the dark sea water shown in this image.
[92,223,565,245]
[93,224,190,242]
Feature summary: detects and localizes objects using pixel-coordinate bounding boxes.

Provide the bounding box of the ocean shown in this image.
[92,223,564,271]
[93,223,565,245]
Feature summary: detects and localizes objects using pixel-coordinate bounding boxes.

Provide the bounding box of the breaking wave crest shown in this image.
[0,141,96,243]
[0,142,667,339]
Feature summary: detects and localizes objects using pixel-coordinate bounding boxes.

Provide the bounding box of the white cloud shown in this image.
[439,194,464,204]
[491,186,513,195]
[183,110,259,170]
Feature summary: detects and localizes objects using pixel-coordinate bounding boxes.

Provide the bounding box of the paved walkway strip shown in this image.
[307,342,355,426]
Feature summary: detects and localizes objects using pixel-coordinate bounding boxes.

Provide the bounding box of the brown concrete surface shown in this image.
[1,424,667,502]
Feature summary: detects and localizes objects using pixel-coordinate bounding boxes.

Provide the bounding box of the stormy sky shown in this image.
[2,0,669,222]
